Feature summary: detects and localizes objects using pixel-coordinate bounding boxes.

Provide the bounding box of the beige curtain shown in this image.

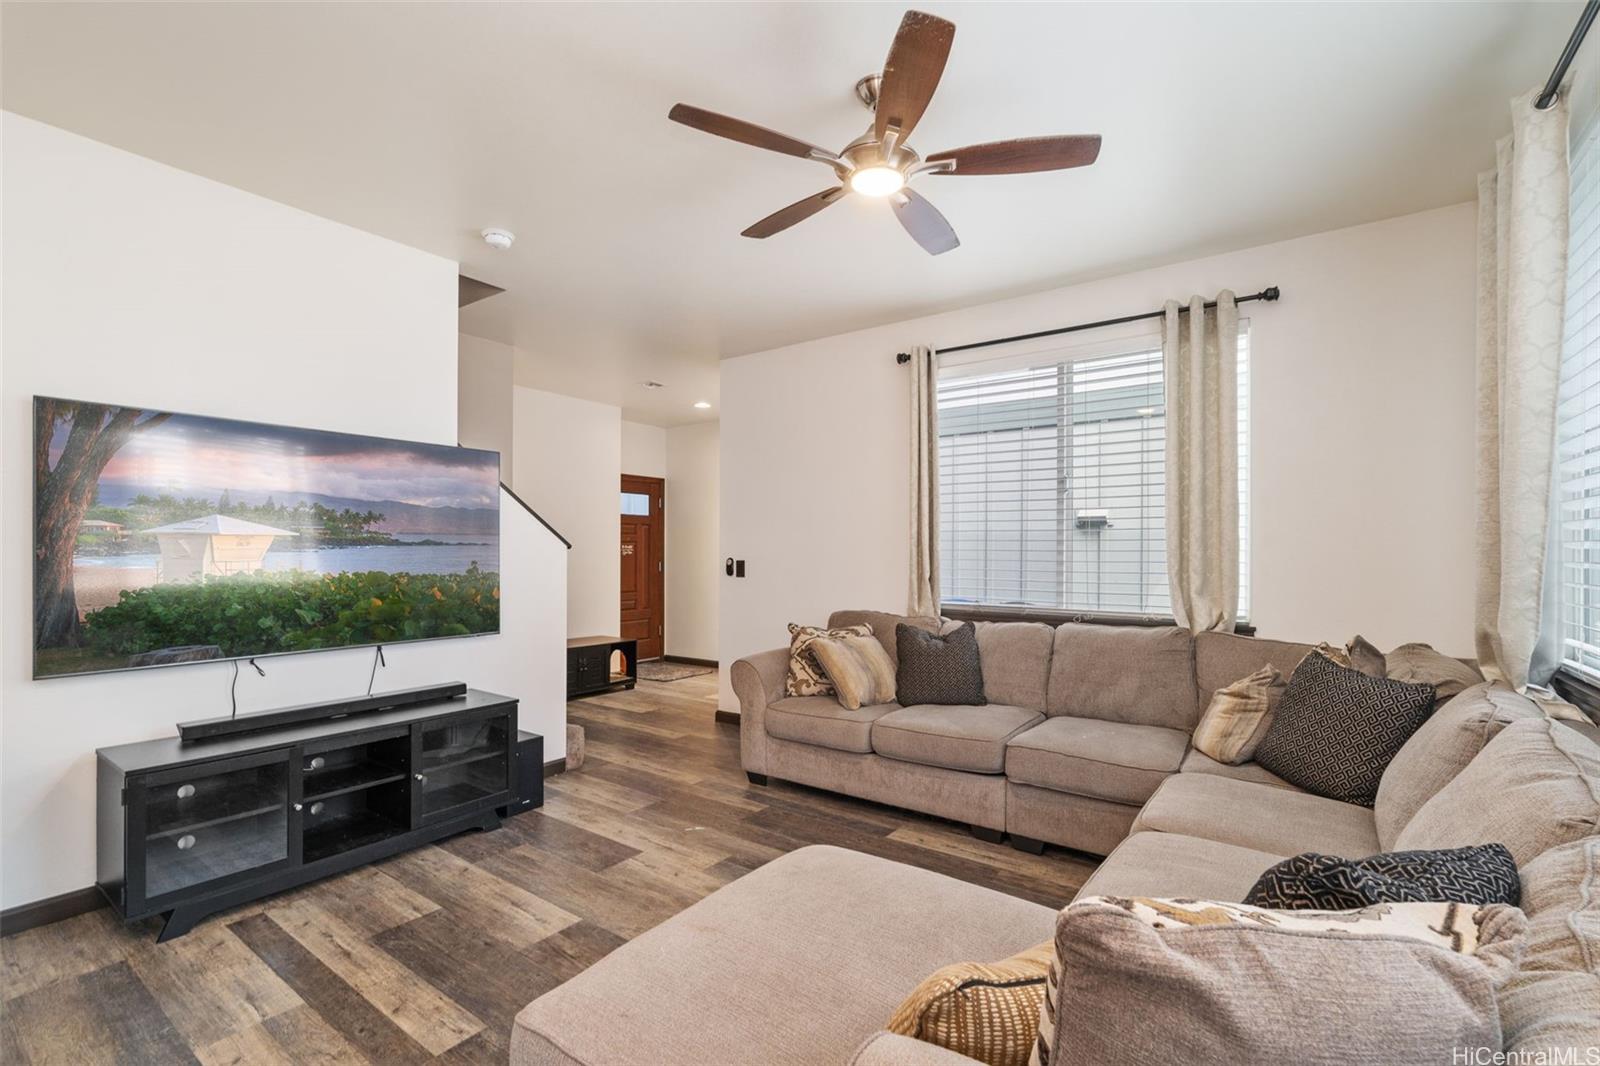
[908,346,941,616]
[1164,292,1239,632]
[1476,89,1570,690]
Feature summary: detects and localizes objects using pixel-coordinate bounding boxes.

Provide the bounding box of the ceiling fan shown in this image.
[668,9,1101,256]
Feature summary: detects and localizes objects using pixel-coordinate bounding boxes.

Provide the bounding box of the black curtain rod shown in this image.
[896,286,1280,364]
[1537,0,1597,111]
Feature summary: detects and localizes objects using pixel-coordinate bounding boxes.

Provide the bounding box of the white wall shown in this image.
[459,333,516,487]
[720,204,1478,709]
[1,113,567,910]
[513,386,621,638]
[621,420,667,479]
[665,422,719,662]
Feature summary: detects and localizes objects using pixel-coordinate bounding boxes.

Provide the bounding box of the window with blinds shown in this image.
[1556,111,1600,677]
[938,323,1249,620]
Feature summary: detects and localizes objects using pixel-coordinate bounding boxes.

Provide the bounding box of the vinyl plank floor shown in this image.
[0,674,1095,1063]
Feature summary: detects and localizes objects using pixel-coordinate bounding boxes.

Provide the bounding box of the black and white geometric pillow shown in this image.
[1252,650,1437,806]
[1244,843,1521,911]
[896,621,986,706]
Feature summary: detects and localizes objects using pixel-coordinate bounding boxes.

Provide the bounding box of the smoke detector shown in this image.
[481,228,515,250]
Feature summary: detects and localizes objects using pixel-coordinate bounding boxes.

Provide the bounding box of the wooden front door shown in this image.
[620,474,665,660]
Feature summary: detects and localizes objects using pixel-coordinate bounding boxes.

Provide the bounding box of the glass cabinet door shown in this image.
[414,711,511,822]
[131,749,292,905]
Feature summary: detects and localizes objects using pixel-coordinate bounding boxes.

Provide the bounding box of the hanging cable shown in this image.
[367,644,386,696]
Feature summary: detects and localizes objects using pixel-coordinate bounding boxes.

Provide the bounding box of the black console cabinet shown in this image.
[97,688,528,941]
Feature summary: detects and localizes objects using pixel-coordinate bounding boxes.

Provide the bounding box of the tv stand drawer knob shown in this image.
[176,834,196,851]
[306,757,326,771]
[176,784,195,799]
[414,773,427,784]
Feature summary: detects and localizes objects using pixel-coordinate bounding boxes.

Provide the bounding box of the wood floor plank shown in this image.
[4,673,1098,1062]
[374,845,581,950]
[229,912,434,1066]
[121,917,302,1050]
[268,897,485,1055]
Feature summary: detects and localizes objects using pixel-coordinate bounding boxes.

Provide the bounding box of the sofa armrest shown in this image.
[731,646,789,775]
[846,1032,984,1066]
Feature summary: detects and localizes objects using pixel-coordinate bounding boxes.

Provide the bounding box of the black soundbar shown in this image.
[177,682,468,742]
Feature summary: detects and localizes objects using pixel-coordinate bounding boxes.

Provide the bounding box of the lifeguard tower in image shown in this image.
[144,515,297,582]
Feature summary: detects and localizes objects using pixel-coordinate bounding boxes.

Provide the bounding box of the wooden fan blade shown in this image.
[926,135,1102,175]
[874,11,955,145]
[892,188,959,256]
[741,188,846,239]
[669,104,838,161]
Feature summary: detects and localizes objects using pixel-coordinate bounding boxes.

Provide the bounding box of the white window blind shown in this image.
[938,323,1249,619]
[1556,111,1600,677]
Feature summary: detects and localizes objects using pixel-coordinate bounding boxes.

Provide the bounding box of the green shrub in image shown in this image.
[82,564,500,659]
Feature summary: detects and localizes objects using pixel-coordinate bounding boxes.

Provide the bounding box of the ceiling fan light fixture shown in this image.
[849,165,905,197]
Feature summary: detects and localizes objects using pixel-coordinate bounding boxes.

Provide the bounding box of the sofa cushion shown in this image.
[872,704,1042,774]
[1132,773,1381,858]
[811,633,898,710]
[1500,837,1600,1058]
[509,845,1055,1066]
[1036,897,1519,1066]
[885,939,1051,1066]
[896,622,987,707]
[765,696,896,754]
[1045,624,1199,730]
[1190,664,1284,764]
[972,621,1054,713]
[1073,831,1287,902]
[1396,718,1600,866]
[1373,682,1543,849]
[1178,748,1299,790]
[1243,844,1521,911]
[1005,717,1188,805]
[1383,643,1485,702]
[1252,651,1437,807]
[830,609,941,663]
[787,622,874,698]
[1194,630,1315,704]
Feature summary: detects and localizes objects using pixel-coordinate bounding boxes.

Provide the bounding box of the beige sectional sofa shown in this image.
[511,619,1600,1065]
[734,610,1316,856]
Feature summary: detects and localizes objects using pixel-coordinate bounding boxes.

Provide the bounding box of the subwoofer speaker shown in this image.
[510,730,545,813]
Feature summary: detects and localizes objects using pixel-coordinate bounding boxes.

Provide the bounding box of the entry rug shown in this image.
[637,660,715,683]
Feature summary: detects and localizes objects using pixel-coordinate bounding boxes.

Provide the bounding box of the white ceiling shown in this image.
[2,2,1582,425]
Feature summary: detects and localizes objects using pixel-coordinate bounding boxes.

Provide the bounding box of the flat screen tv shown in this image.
[33,397,500,679]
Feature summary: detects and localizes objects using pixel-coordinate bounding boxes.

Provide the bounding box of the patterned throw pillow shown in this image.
[896,621,986,706]
[785,622,872,697]
[1191,664,1285,764]
[1253,650,1437,807]
[810,633,897,710]
[1031,896,1526,1066]
[888,940,1052,1066]
[1244,844,1521,911]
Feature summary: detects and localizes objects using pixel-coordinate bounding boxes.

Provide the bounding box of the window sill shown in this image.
[1550,667,1600,724]
[940,603,1256,637]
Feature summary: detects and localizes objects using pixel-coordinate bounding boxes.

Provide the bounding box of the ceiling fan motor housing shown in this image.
[854,74,883,111]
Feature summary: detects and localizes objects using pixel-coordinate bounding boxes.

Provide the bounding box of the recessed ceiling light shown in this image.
[481,227,515,250]
[642,381,665,389]
[693,401,712,410]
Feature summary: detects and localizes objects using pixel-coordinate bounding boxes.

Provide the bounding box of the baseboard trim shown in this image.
[663,655,719,668]
[1,886,106,938]
[544,757,568,776]
[714,709,740,725]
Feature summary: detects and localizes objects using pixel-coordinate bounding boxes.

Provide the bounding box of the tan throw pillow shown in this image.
[888,940,1052,1066]
[1346,634,1387,677]
[1032,897,1526,1066]
[1191,664,1285,764]
[811,633,897,710]
[786,622,871,697]
[1384,643,1485,702]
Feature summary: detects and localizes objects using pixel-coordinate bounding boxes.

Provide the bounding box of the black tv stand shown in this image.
[97,688,530,941]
